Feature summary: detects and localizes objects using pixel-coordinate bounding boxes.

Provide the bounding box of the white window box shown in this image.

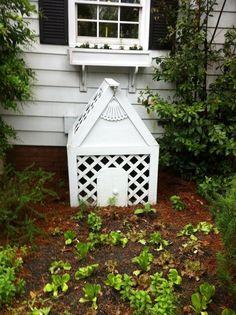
[69,47,152,92]
[69,48,151,67]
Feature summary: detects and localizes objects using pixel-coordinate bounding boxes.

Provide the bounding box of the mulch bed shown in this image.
[1,170,235,315]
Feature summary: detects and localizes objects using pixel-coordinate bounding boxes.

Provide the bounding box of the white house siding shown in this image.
[1,0,235,147]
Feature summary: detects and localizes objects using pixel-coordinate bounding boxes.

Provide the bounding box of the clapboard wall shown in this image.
[1,0,236,148]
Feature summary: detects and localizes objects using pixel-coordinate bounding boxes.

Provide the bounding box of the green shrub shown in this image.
[140,0,236,180]
[0,246,26,305]
[211,176,236,300]
[197,175,233,200]
[0,0,36,158]
[0,165,55,238]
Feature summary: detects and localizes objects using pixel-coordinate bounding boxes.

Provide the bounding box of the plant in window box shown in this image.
[79,42,90,48]
[101,44,111,50]
[129,44,143,51]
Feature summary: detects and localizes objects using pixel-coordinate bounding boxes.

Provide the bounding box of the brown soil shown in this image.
[1,170,235,315]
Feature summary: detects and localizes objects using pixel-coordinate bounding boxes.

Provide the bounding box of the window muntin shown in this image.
[76,0,142,46]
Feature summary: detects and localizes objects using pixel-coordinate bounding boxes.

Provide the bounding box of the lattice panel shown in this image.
[76,155,150,205]
[74,87,103,133]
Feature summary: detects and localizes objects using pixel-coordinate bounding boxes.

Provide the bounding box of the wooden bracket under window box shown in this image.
[68,48,152,93]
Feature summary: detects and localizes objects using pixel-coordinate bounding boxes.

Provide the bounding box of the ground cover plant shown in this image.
[1,171,235,315]
[0,165,56,241]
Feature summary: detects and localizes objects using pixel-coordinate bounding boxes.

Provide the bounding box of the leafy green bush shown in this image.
[211,176,236,300]
[0,246,26,305]
[140,0,236,180]
[197,175,233,200]
[0,0,36,158]
[0,165,55,238]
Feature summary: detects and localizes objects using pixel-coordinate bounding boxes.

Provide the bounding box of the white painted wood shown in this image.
[67,79,159,206]
[0,102,161,119]
[97,168,128,207]
[69,48,152,67]
[4,0,234,149]
[11,131,68,146]
[208,12,236,28]
[2,116,64,132]
[68,0,151,49]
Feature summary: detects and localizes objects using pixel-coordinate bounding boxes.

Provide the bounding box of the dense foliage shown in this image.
[0,246,26,305]
[0,0,36,158]
[211,176,236,301]
[141,0,236,181]
[141,0,236,305]
[0,166,55,240]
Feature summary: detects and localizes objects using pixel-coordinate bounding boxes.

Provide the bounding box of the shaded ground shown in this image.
[1,170,235,314]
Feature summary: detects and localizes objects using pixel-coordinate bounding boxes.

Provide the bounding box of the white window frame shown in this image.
[68,0,151,50]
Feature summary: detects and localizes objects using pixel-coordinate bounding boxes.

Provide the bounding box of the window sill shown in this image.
[68,48,152,92]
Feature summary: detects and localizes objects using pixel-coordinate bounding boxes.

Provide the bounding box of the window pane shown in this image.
[78,22,97,36]
[120,23,138,38]
[99,6,118,20]
[100,0,119,2]
[121,0,140,3]
[99,23,118,37]
[120,7,139,22]
[78,4,97,19]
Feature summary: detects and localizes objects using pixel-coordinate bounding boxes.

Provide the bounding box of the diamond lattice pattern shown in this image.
[77,155,150,205]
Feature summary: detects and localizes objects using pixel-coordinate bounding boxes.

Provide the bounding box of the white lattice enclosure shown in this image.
[67,78,159,207]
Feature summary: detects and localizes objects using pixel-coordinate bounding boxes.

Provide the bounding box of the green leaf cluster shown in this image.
[129,290,152,315]
[64,230,77,245]
[43,273,70,298]
[211,176,236,300]
[141,0,236,181]
[79,283,101,310]
[30,306,51,315]
[108,231,128,248]
[0,0,36,157]
[177,222,218,237]
[105,273,135,294]
[148,232,169,251]
[132,247,154,272]
[170,195,186,211]
[0,165,55,238]
[87,212,102,232]
[134,203,156,215]
[150,271,178,314]
[0,246,25,305]
[49,260,71,275]
[74,264,99,281]
[191,282,215,314]
[75,242,90,260]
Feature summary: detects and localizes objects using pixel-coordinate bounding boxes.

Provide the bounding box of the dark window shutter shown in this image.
[149,0,178,50]
[39,0,68,45]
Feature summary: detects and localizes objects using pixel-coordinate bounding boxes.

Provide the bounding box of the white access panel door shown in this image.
[97,168,128,207]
